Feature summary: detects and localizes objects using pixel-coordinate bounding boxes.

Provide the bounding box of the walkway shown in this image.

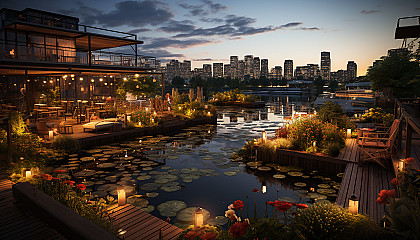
[335,138,395,223]
[0,178,67,240]
[108,204,183,240]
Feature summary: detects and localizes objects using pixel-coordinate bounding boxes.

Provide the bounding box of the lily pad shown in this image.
[97,184,118,192]
[287,172,304,177]
[208,216,228,226]
[257,166,272,171]
[317,184,331,188]
[307,193,328,200]
[137,175,152,181]
[294,182,307,187]
[97,163,117,169]
[277,197,296,203]
[317,188,335,195]
[74,169,96,178]
[140,205,155,213]
[176,207,211,223]
[247,162,262,167]
[160,185,181,192]
[223,171,237,176]
[127,196,149,208]
[146,192,159,198]
[157,200,187,217]
[141,183,162,191]
[273,174,286,179]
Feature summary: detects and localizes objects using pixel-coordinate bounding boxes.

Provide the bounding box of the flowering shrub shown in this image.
[360,107,394,126]
[316,101,355,131]
[35,172,118,235]
[275,126,289,138]
[379,158,420,239]
[130,110,161,126]
[258,138,292,153]
[177,225,219,240]
[288,117,345,153]
[211,89,259,103]
[172,101,215,120]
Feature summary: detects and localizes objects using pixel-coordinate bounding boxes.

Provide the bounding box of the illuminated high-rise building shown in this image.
[284,60,293,80]
[213,63,223,78]
[320,51,331,81]
[253,57,260,79]
[238,60,245,80]
[347,61,357,81]
[260,59,269,78]
[230,56,239,79]
[203,64,212,79]
[244,55,254,79]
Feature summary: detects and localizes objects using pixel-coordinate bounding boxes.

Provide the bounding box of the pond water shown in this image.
[56,107,343,227]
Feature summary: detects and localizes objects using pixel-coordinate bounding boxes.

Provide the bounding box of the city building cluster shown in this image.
[162,52,358,83]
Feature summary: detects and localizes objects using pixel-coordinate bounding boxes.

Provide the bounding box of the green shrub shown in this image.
[212,89,259,103]
[316,101,355,131]
[360,107,394,126]
[294,203,385,240]
[50,135,81,153]
[259,138,292,153]
[172,101,215,120]
[130,110,161,126]
[323,142,342,157]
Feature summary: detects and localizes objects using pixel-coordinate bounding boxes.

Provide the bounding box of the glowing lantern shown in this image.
[398,159,405,171]
[48,130,54,140]
[347,129,352,139]
[25,169,32,178]
[310,187,315,192]
[262,182,267,194]
[348,195,359,214]
[194,208,204,227]
[117,187,126,206]
[262,131,267,143]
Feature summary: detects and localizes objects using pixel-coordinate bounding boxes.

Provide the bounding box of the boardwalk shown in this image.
[108,204,183,240]
[335,138,395,223]
[0,179,67,240]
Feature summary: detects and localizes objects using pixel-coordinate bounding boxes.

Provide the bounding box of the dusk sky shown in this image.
[2,0,419,76]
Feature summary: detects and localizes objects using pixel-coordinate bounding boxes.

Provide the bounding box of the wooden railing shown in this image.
[394,98,420,158]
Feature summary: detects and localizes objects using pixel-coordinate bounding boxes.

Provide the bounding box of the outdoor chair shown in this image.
[357,119,400,147]
[358,121,399,169]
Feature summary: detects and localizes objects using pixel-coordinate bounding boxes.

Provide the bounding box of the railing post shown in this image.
[405,118,413,158]
[88,34,91,66]
[397,119,402,152]
[159,228,163,240]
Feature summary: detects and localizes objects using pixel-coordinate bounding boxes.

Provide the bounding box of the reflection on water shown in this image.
[58,106,343,227]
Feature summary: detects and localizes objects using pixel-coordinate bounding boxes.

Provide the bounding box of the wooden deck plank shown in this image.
[336,163,354,205]
[125,218,168,240]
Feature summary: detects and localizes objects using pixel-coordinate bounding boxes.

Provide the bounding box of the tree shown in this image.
[314,76,325,96]
[328,80,339,93]
[366,52,420,98]
[171,76,185,87]
[118,76,160,99]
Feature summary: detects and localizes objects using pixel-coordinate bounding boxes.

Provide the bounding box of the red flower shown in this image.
[376,197,387,204]
[200,232,217,240]
[295,203,308,209]
[229,221,249,238]
[232,200,244,211]
[52,177,60,180]
[76,184,86,191]
[65,180,75,185]
[404,157,414,165]
[274,201,293,212]
[376,189,396,204]
[184,230,200,239]
[252,188,259,192]
[391,178,399,185]
[41,174,53,181]
[267,201,274,206]
[54,169,66,173]
[387,189,396,198]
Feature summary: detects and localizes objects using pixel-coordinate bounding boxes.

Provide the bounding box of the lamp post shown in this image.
[194,207,204,227]
[348,194,359,214]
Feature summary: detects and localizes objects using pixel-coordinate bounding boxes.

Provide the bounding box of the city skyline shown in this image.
[1,0,419,76]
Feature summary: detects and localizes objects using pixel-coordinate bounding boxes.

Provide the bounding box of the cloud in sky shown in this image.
[193,58,228,61]
[178,0,226,16]
[360,10,380,14]
[85,0,173,27]
[159,20,196,33]
[139,49,185,59]
[128,28,152,34]
[143,37,215,49]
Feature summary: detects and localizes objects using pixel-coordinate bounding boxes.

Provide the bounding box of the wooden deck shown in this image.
[108,204,183,240]
[335,138,395,223]
[0,179,67,240]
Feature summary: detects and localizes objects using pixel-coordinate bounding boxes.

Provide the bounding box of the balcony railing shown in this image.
[0,40,158,69]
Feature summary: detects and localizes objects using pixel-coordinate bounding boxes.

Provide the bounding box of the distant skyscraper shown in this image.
[244,55,254,78]
[320,51,331,81]
[224,64,232,78]
[307,64,320,79]
[230,56,239,79]
[238,60,245,80]
[166,60,180,81]
[261,59,268,78]
[203,64,212,79]
[180,60,191,79]
[213,63,223,78]
[253,57,260,79]
[284,60,293,80]
[270,66,282,80]
[346,61,357,81]
[331,70,347,82]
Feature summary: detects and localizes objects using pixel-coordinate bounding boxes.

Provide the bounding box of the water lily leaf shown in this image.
[146,192,159,198]
[157,200,187,217]
[141,183,162,191]
[176,207,210,223]
[317,184,330,188]
[127,196,148,208]
[288,172,304,177]
[223,171,237,176]
[257,166,271,171]
[97,163,117,169]
[294,182,307,187]
[160,185,181,192]
[273,174,286,179]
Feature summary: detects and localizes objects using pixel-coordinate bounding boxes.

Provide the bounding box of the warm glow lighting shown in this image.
[310,187,315,192]
[135,74,139,77]
[70,74,74,78]
[79,77,83,81]
[207,111,211,116]
[151,118,154,123]
[49,80,53,83]
[123,77,127,81]
[348,195,359,214]
[91,79,94,82]
[48,130,54,140]
[127,116,131,122]
[194,208,204,227]
[347,129,352,139]
[99,78,103,82]
[398,159,405,171]
[25,170,32,178]
[178,106,182,110]
[63,75,67,78]
[117,187,126,206]
[153,78,156,82]
[139,122,142,127]
[262,131,267,143]
[104,82,108,86]
[168,107,171,111]
[262,184,267,194]
[145,107,149,112]
[153,111,157,116]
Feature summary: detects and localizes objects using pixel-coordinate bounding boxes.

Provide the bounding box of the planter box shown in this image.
[12,182,118,240]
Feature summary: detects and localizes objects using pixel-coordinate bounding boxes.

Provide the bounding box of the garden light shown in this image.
[117,186,126,206]
[48,130,54,140]
[194,207,204,227]
[25,169,32,178]
[310,187,315,192]
[398,159,404,171]
[347,129,352,139]
[262,182,267,194]
[348,194,358,214]
[262,131,267,143]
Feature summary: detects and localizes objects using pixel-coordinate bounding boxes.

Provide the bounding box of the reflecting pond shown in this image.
[56,108,343,227]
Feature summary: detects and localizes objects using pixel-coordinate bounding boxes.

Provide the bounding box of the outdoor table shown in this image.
[33,109,49,122]
[34,103,47,109]
[62,100,74,113]
[47,106,63,116]
[95,102,106,109]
